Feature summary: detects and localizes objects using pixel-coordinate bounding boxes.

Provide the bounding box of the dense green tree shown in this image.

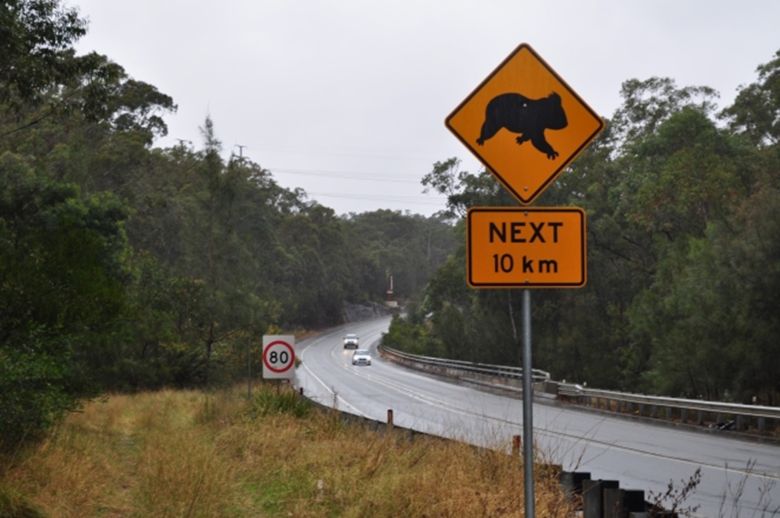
[0,152,130,446]
[344,209,456,300]
[637,183,780,403]
[721,50,780,147]
[0,0,459,449]
[0,0,86,110]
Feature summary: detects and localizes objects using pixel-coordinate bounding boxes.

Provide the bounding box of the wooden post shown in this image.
[512,434,522,457]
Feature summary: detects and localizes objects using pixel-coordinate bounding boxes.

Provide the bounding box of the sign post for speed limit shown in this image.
[262,335,296,380]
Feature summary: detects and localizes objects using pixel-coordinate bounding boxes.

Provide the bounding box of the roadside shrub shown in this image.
[249,386,311,418]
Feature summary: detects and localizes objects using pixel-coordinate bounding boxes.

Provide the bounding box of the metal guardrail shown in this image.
[380,345,780,435]
[572,387,780,420]
[557,382,584,398]
[380,345,551,383]
[559,384,780,433]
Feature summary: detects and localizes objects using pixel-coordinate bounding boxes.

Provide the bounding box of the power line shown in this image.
[253,145,442,163]
[308,191,447,206]
[269,167,424,184]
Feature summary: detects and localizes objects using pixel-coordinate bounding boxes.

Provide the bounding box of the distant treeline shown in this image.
[0,1,455,448]
[386,52,780,406]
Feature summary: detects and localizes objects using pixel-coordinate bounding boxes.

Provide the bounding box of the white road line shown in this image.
[298,341,366,417]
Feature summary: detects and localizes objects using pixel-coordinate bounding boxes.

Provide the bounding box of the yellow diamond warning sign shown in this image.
[467,207,586,288]
[446,44,604,204]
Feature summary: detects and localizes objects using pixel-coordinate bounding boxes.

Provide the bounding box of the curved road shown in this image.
[294,316,779,517]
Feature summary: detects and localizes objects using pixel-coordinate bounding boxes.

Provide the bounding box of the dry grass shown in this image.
[1,386,574,517]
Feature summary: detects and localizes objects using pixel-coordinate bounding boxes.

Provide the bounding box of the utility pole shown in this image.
[235,144,247,160]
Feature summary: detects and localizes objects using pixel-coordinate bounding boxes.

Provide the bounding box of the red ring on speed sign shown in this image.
[263,340,295,373]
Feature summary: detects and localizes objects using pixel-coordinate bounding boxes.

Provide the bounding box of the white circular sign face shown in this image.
[262,336,296,379]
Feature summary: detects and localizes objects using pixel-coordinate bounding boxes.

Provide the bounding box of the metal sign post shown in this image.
[522,289,534,517]
[446,42,603,518]
[247,342,252,398]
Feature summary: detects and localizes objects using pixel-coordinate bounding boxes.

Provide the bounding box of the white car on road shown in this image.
[351,349,372,366]
[343,333,359,349]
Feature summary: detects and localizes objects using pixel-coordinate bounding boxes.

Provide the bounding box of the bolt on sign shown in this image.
[446,43,604,204]
[467,207,586,288]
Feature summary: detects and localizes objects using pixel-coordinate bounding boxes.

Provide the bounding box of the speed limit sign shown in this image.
[262,335,296,379]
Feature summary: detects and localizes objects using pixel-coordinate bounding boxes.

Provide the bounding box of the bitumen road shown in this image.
[294,316,780,517]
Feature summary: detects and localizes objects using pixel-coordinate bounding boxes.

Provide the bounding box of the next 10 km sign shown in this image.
[467,207,586,288]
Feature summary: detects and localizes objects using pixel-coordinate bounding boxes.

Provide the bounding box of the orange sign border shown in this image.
[446,43,604,205]
[466,207,587,288]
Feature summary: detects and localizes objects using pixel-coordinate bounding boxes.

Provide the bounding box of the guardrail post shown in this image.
[604,488,646,518]
[736,415,745,431]
[583,479,619,518]
[559,471,591,498]
[604,488,623,518]
[758,416,766,432]
[387,409,394,431]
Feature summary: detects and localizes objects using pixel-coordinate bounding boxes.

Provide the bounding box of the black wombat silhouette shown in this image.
[476,92,568,159]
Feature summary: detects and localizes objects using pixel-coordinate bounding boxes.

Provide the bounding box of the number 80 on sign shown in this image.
[262,335,296,379]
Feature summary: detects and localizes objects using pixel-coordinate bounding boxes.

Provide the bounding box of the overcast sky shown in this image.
[71,0,779,216]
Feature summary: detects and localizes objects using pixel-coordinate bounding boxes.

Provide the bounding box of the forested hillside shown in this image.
[387,54,780,405]
[2,0,778,453]
[0,1,455,448]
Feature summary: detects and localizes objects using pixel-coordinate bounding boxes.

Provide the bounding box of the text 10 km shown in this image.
[492,253,559,274]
